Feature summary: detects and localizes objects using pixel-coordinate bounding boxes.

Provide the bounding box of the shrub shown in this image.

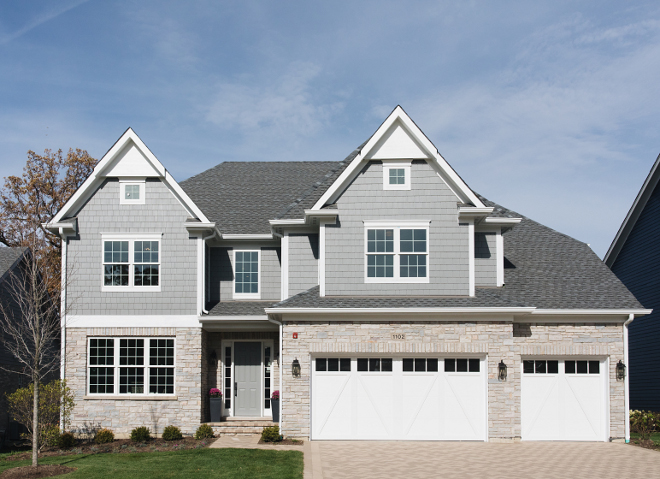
[6,379,75,450]
[630,410,659,440]
[58,432,77,449]
[162,425,183,441]
[130,426,151,442]
[195,424,214,440]
[261,426,282,443]
[94,428,115,444]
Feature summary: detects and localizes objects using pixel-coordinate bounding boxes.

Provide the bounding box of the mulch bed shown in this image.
[257,438,303,446]
[3,437,211,462]
[629,439,660,450]
[0,465,76,479]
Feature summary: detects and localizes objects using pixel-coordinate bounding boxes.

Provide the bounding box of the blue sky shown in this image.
[1,1,660,258]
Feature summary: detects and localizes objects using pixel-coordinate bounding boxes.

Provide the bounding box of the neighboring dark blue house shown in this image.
[606,153,660,411]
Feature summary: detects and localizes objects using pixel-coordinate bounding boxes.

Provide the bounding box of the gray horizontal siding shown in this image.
[611,181,660,411]
[209,246,281,301]
[67,178,197,315]
[325,160,469,296]
[475,232,497,287]
[289,234,318,296]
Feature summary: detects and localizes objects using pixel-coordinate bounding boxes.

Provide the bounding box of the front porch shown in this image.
[205,417,278,435]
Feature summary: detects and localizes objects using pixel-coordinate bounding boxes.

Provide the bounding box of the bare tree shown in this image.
[0,240,60,467]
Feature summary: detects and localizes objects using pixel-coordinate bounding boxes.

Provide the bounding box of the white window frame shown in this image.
[383,160,411,191]
[101,233,162,292]
[363,220,430,283]
[232,249,261,299]
[86,337,176,397]
[119,179,146,205]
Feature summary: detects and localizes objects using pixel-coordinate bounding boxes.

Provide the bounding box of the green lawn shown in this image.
[0,448,303,478]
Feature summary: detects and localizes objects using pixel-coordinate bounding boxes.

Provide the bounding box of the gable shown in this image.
[99,140,165,178]
[365,121,430,160]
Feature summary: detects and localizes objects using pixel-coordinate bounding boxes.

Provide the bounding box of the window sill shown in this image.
[83,395,177,401]
[364,277,430,284]
[101,286,162,293]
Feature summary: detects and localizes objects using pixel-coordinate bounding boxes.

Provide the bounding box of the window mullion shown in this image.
[394,228,401,279]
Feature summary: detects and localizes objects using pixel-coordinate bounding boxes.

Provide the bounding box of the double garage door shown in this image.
[311,356,608,441]
[311,356,487,440]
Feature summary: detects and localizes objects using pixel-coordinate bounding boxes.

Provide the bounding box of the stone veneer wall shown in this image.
[280,320,625,440]
[65,327,203,437]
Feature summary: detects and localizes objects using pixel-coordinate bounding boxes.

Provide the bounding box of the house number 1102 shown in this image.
[391,333,406,340]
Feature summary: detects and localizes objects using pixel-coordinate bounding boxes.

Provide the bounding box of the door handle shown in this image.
[234,382,237,397]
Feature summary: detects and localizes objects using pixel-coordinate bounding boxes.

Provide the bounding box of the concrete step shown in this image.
[206,419,277,436]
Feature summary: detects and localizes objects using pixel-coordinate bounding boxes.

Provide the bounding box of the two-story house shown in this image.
[46,106,648,442]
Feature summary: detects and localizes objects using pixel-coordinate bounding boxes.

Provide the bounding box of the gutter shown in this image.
[268,317,283,432]
[624,314,634,443]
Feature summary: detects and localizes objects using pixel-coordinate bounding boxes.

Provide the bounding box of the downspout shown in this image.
[59,228,68,430]
[624,313,634,443]
[200,229,217,315]
[268,317,283,432]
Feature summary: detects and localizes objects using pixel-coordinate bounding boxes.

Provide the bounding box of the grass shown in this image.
[630,432,660,441]
[0,448,303,478]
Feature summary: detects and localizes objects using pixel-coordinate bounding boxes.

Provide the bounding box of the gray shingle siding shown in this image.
[475,232,497,287]
[610,180,660,410]
[289,234,318,296]
[325,160,469,296]
[67,178,197,315]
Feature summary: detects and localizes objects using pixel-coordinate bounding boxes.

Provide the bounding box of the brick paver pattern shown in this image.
[316,441,660,479]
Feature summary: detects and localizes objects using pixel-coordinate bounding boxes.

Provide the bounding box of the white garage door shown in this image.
[521,359,608,441]
[311,357,487,440]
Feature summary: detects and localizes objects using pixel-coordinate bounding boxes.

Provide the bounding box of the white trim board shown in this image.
[66,315,200,328]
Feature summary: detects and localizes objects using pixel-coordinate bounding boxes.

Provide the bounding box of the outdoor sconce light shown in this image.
[292,358,301,378]
[208,350,217,367]
[498,360,507,381]
[616,360,626,381]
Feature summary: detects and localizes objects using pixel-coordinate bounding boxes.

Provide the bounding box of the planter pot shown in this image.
[271,398,280,423]
[210,397,224,422]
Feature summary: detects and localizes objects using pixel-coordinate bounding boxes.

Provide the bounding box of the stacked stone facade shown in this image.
[280,319,625,440]
[66,327,203,437]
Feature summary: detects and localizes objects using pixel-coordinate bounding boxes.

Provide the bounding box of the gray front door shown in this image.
[234,342,262,416]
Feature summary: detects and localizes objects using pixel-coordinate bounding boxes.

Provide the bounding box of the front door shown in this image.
[234,342,262,416]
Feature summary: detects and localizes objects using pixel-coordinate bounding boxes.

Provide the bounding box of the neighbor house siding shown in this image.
[610,181,660,411]
[289,234,318,296]
[475,231,497,287]
[325,160,469,296]
[67,178,197,315]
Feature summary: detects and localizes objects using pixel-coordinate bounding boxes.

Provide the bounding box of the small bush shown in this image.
[195,424,214,440]
[261,425,282,443]
[94,428,115,444]
[630,410,660,440]
[130,426,151,442]
[58,432,77,449]
[162,425,183,441]
[44,425,61,447]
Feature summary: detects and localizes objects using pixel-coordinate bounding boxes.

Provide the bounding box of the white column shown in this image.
[281,232,289,301]
[468,220,475,296]
[624,314,634,443]
[496,228,504,287]
[319,223,326,297]
[196,236,204,315]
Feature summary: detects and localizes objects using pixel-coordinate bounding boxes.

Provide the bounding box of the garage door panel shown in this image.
[402,375,442,440]
[355,375,394,439]
[522,359,606,442]
[312,375,353,439]
[443,376,485,440]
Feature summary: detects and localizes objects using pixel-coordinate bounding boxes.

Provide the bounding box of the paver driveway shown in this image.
[308,441,660,479]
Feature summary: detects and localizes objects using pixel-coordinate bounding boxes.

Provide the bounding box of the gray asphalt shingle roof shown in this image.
[0,247,26,283]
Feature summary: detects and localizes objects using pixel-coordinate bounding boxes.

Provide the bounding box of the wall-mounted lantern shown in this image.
[498,360,507,381]
[292,358,301,378]
[208,349,217,367]
[616,360,626,381]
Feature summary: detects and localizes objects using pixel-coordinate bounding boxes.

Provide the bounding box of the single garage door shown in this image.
[521,358,608,441]
[311,356,487,440]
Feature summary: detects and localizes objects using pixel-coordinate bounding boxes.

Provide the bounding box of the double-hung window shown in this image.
[364,221,430,283]
[88,337,175,396]
[233,250,260,299]
[102,234,161,291]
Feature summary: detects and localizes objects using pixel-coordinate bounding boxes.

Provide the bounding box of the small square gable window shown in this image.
[119,180,145,204]
[383,161,411,190]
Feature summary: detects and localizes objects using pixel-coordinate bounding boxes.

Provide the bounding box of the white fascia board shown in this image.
[310,106,485,211]
[304,209,338,217]
[264,307,535,315]
[185,222,216,233]
[531,309,653,317]
[482,217,522,225]
[51,128,210,224]
[270,219,306,226]
[199,315,270,322]
[221,234,274,240]
[66,315,200,328]
[43,218,77,236]
[458,207,494,220]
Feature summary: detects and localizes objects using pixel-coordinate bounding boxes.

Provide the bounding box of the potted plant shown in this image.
[209,388,223,422]
[271,390,280,423]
